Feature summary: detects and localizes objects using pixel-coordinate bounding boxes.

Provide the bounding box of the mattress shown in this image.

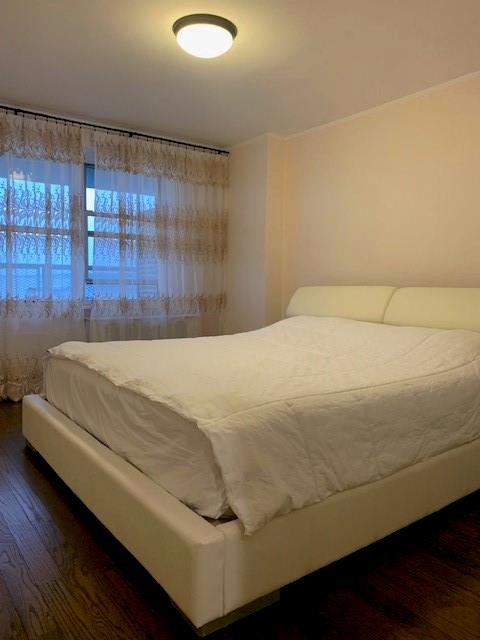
[48,316,480,534]
[44,358,229,517]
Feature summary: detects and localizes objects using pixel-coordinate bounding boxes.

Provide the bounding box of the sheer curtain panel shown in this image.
[0,111,229,400]
[0,112,86,400]
[88,132,228,341]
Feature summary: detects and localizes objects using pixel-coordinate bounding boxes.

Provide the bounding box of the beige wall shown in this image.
[224,134,285,333]
[283,72,480,308]
[226,72,480,331]
[264,134,286,325]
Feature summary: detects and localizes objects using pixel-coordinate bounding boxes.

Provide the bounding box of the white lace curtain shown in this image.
[0,111,228,400]
[89,131,228,341]
[0,113,86,400]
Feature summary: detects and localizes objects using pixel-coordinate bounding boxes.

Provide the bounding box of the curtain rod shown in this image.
[0,104,229,156]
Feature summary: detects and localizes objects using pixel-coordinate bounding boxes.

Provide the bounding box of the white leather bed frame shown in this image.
[22,286,480,635]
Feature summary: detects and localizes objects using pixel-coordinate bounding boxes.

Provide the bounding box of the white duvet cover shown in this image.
[44,357,228,519]
[49,316,480,534]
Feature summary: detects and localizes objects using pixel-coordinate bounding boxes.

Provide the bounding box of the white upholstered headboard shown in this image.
[286,286,480,332]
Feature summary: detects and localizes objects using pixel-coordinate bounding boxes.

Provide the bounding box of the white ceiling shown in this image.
[2,1,480,148]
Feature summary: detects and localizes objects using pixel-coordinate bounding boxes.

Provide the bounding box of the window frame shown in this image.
[83,164,160,300]
[84,163,95,289]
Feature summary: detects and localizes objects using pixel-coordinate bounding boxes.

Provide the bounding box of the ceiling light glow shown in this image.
[173,14,237,59]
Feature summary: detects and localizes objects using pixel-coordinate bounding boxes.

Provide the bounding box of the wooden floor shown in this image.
[1,402,480,640]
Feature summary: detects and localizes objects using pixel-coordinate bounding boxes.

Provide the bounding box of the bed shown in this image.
[22,286,480,635]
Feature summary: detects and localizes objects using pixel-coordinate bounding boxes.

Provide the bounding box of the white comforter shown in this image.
[49,316,480,534]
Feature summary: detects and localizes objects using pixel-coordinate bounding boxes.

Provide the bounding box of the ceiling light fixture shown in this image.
[172,14,237,59]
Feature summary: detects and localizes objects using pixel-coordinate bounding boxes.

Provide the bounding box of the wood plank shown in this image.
[0,567,28,640]
[366,552,480,639]
[0,488,98,640]
[0,509,62,639]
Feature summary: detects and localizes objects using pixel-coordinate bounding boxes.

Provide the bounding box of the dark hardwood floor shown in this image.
[1,401,479,640]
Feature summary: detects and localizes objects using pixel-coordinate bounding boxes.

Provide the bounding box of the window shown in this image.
[85,163,95,298]
[1,162,160,302]
[84,164,159,299]
[0,161,75,299]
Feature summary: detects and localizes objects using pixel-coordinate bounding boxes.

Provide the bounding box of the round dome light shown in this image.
[172,14,237,59]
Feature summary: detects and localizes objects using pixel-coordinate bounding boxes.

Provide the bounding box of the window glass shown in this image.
[84,165,157,298]
[0,174,73,298]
